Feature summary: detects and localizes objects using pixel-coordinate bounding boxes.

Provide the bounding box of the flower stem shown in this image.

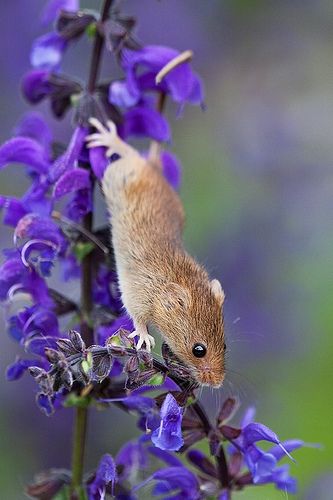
[70,407,88,491]
[71,0,113,492]
[88,0,113,93]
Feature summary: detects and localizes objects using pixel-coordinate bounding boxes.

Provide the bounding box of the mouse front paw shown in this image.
[86,118,119,157]
[128,325,155,352]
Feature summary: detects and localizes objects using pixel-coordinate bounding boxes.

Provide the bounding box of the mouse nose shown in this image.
[200,367,225,387]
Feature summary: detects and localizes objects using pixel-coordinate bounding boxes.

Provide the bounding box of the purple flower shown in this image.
[135,466,200,500]
[7,304,59,343]
[49,126,88,182]
[14,213,67,276]
[151,393,184,451]
[41,0,79,26]
[14,112,53,156]
[121,106,171,142]
[31,32,68,70]
[116,441,148,482]
[0,136,50,173]
[0,254,53,307]
[88,454,118,499]
[53,167,91,199]
[6,357,47,381]
[161,150,182,189]
[22,69,52,104]
[93,266,122,311]
[110,45,204,108]
[89,146,109,180]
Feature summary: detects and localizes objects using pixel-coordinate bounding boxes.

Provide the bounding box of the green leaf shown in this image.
[64,393,91,408]
[73,242,94,262]
[147,373,164,386]
[81,351,93,374]
[86,22,97,38]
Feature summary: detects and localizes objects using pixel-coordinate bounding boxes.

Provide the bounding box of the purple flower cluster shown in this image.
[0,0,307,498]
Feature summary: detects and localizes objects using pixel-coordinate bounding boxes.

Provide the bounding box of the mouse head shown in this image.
[155,279,226,388]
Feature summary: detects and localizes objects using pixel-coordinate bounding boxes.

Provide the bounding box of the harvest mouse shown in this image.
[86,118,226,387]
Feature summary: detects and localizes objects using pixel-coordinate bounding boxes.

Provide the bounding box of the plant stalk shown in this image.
[71,0,113,491]
[70,407,89,492]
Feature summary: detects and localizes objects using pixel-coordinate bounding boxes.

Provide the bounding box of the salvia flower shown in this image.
[88,454,118,499]
[151,393,184,451]
[109,45,205,109]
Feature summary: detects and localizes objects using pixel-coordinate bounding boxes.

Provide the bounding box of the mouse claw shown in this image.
[128,327,155,352]
[85,118,118,155]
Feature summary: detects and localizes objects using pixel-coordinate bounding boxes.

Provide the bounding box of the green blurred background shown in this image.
[1,0,333,498]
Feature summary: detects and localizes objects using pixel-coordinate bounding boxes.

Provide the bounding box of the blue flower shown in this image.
[121,106,171,142]
[31,32,68,71]
[160,150,182,190]
[109,45,204,109]
[135,466,200,500]
[88,454,118,499]
[151,393,184,451]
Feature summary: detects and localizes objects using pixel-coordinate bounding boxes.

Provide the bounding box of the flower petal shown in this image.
[109,80,139,107]
[22,70,52,104]
[122,106,171,142]
[88,454,118,499]
[31,32,67,70]
[14,112,53,156]
[49,126,88,182]
[0,197,27,227]
[6,358,46,381]
[161,150,182,189]
[151,393,184,451]
[89,146,109,180]
[53,168,91,199]
[0,137,49,173]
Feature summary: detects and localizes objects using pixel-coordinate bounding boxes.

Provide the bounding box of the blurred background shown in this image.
[1,0,333,498]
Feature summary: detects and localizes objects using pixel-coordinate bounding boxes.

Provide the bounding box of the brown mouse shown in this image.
[86,118,226,387]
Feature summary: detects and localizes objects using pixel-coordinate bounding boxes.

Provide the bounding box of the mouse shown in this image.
[86,118,226,387]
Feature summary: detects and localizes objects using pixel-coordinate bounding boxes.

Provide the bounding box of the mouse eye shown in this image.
[223,343,227,352]
[192,343,207,358]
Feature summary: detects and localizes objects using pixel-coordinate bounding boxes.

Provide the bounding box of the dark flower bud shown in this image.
[220,425,242,440]
[125,368,159,390]
[209,432,221,457]
[29,367,53,395]
[69,329,86,353]
[124,355,139,375]
[137,349,153,368]
[49,289,78,316]
[101,12,140,54]
[26,468,71,499]
[89,347,113,381]
[187,449,218,479]
[229,451,243,478]
[181,429,206,451]
[217,397,239,427]
[57,338,78,357]
[56,10,96,41]
[45,347,64,364]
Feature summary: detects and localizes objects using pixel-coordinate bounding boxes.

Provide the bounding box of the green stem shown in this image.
[71,0,113,491]
[70,407,88,492]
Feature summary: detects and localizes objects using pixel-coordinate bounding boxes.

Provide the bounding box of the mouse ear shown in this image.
[210,279,225,305]
[160,283,190,310]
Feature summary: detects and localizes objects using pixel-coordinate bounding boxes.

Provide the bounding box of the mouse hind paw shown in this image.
[128,325,155,352]
[86,117,135,159]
